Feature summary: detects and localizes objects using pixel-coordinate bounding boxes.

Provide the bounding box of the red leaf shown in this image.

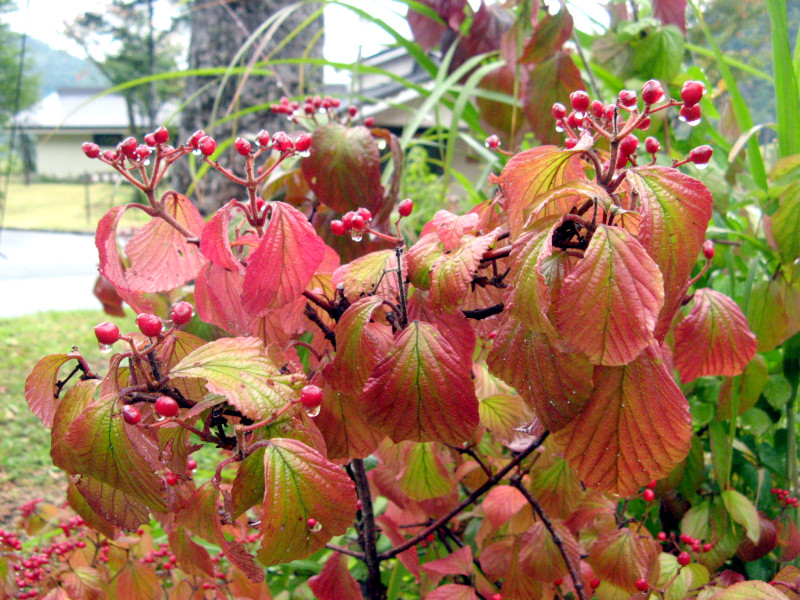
[124,192,206,292]
[524,51,585,145]
[407,293,476,365]
[360,321,479,445]
[301,123,384,214]
[72,475,151,532]
[113,562,160,600]
[242,202,326,315]
[314,383,385,460]
[200,199,244,273]
[407,0,467,50]
[520,520,581,582]
[482,485,528,528]
[25,353,75,428]
[421,210,480,252]
[653,0,687,33]
[376,510,421,580]
[674,288,758,382]
[588,528,661,593]
[421,545,474,580]
[168,526,216,578]
[93,274,125,317]
[195,262,252,335]
[429,229,500,312]
[487,315,593,431]
[553,344,692,496]
[519,7,574,64]
[628,166,713,340]
[308,552,364,600]
[65,478,116,539]
[554,225,664,366]
[426,584,479,600]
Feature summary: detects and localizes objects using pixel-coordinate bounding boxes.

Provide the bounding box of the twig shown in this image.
[303,303,336,349]
[462,303,505,320]
[325,543,365,560]
[350,458,386,600]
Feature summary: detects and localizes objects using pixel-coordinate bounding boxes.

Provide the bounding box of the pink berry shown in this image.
[566,111,583,129]
[619,134,639,157]
[300,385,323,410]
[565,138,578,149]
[702,240,715,260]
[398,199,414,217]
[357,208,372,222]
[155,396,179,418]
[679,103,702,125]
[551,102,567,119]
[688,145,713,166]
[590,578,600,589]
[569,90,590,114]
[702,542,713,552]
[120,136,138,158]
[643,489,655,502]
[348,105,358,117]
[165,472,179,486]
[136,313,163,337]
[681,80,706,106]
[272,131,293,152]
[103,150,117,161]
[94,322,120,345]
[364,116,375,127]
[619,89,637,107]
[590,100,605,118]
[603,104,616,121]
[351,215,365,230]
[342,211,356,229]
[256,130,270,147]
[187,129,205,148]
[657,532,667,541]
[198,136,216,156]
[637,116,651,130]
[677,551,691,566]
[153,126,169,144]
[144,133,156,147]
[307,517,318,529]
[647,479,657,489]
[645,137,660,154]
[490,594,502,600]
[135,145,151,161]
[485,134,501,149]
[641,80,664,105]
[331,220,346,236]
[81,142,101,158]
[187,458,198,470]
[635,578,649,592]
[121,405,141,425]
[170,301,194,325]
[295,133,313,152]
[234,137,251,156]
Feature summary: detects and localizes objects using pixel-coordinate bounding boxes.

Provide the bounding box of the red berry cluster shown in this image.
[772,487,799,508]
[19,497,43,519]
[233,129,312,157]
[0,527,22,550]
[83,125,173,165]
[331,207,373,237]
[271,94,341,118]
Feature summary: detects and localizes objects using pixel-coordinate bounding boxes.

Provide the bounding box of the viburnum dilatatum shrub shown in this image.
[21,84,797,600]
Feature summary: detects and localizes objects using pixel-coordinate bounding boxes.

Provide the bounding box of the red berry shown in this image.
[641,80,664,105]
[702,542,713,552]
[198,136,216,156]
[398,199,414,217]
[153,126,169,144]
[294,133,313,152]
[619,89,638,107]
[643,489,655,502]
[691,542,701,552]
[234,137,251,156]
[307,517,318,529]
[103,150,117,161]
[590,100,605,118]
[351,214,365,230]
[272,131,293,152]
[635,578,649,592]
[331,220,346,236]
[170,301,194,325]
[590,578,601,589]
[677,551,691,566]
[565,138,578,149]
[155,396,179,418]
[187,458,198,470]
[300,385,323,410]
[679,533,693,544]
[603,104,616,121]
[342,211,356,229]
[348,105,358,117]
[619,134,639,157]
[256,130,270,147]
[136,313,163,337]
[135,144,151,161]
[364,116,375,127]
[702,240,715,260]
[637,116,651,130]
[553,578,563,586]
[165,472,179,486]
[645,137,660,154]
[485,134,501,149]
[566,111,583,129]
[679,103,702,125]
[94,322,120,345]
[569,90,590,114]
[357,208,372,222]
[120,136,138,158]
[144,133,156,147]
[647,479,657,489]
[490,594,502,600]
[681,80,706,106]
[81,142,101,158]
[657,532,667,541]
[688,145,713,166]
[121,405,141,425]
[187,129,205,148]
[552,102,567,119]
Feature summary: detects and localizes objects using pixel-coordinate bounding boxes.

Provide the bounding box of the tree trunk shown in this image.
[174,0,323,214]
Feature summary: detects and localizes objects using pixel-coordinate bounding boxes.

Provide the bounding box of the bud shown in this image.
[702,240,715,260]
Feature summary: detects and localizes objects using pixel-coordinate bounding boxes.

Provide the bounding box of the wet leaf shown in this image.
[520,520,580,582]
[482,485,527,528]
[524,51,585,146]
[25,353,75,428]
[308,552,364,600]
[588,528,660,593]
[199,199,244,272]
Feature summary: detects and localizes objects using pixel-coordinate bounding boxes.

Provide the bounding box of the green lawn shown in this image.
[0,309,136,522]
[3,179,151,232]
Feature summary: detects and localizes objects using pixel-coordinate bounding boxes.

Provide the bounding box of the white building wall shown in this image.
[34,134,114,180]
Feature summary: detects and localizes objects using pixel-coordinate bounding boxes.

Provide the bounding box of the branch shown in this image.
[379,431,549,560]
[350,458,386,600]
[509,478,589,600]
[462,303,504,320]
[325,543,364,560]
[303,303,336,349]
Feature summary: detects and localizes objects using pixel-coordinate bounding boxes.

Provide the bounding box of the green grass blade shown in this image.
[766,0,800,158]
[685,43,773,82]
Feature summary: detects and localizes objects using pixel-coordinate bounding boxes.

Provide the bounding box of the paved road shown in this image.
[0,229,102,318]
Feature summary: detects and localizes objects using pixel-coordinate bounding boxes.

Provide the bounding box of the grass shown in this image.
[3,179,151,232]
[0,309,136,521]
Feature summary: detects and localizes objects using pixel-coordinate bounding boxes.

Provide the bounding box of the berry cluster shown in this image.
[331,207,373,240]
[640,479,657,502]
[270,95,375,128]
[656,531,714,556]
[771,487,799,508]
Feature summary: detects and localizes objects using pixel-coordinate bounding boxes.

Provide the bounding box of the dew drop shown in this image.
[143,159,151,166]
[154,413,165,422]
[555,124,565,133]
[298,150,311,158]
[98,343,113,354]
[377,140,387,150]
[694,162,709,170]
[192,148,202,156]
[308,520,322,533]
[304,405,321,417]
[687,117,701,127]
[350,230,363,242]
[575,111,585,120]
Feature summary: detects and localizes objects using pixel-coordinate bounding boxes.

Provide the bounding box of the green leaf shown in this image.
[360,321,479,445]
[478,394,530,445]
[630,24,684,82]
[709,421,732,489]
[762,374,792,410]
[528,457,583,520]
[656,553,694,600]
[554,225,664,366]
[721,489,760,543]
[51,380,101,473]
[708,581,791,600]
[399,442,454,501]
[257,438,357,566]
[770,185,800,261]
[170,336,296,421]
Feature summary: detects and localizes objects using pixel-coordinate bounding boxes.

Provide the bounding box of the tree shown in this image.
[0,0,39,126]
[173,0,323,213]
[65,0,183,135]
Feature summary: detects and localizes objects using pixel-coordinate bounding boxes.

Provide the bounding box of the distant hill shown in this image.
[27,38,109,96]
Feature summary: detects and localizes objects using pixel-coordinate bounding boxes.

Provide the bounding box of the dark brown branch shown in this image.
[462,303,504,320]
[350,458,386,600]
[379,431,549,560]
[509,478,589,600]
[325,543,365,560]
[303,304,336,350]
[480,246,511,263]
[303,289,335,313]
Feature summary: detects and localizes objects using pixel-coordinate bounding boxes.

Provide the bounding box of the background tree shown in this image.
[0,0,39,127]
[174,0,323,213]
[65,0,183,135]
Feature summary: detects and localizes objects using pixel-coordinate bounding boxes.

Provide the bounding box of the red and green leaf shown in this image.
[528,456,584,521]
[314,382,385,460]
[167,528,216,578]
[708,581,792,600]
[674,288,757,383]
[113,563,161,600]
[360,321,479,445]
[478,394,530,445]
[257,438,357,566]
[421,210,480,252]
[554,224,664,366]
[242,201,326,315]
[519,7,573,64]
[51,380,100,473]
[429,229,500,312]
[482,485,528,528]
[398,442,454,501]
[307,552,364,600]
[520,520,580,582]
[25,353,76,428]
[588,528,661,593]
[553,344,692,496]
[332,249,403,302]
[199,199,244,273]
[524,51,585,146]
[421,545,474,580]
[426,584,480,600]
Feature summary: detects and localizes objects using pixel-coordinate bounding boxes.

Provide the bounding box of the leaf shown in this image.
[747,274,798,352]
[407,293,477,365]
[66,396,166,513]
[63,566,104,600]
[307,552,364,600]
[199,199,245,273]
[722,489,760,543]
[709,581,791,600]
[113,563,160,600]
[588,528,661,593]
[520,8,573,64]
[653,0,687,32]
[505,228,556,334]
[426,584,480,600]
[51,380,101,473]
[421,210,480,252]
[407,233,444,290]
[421,545,474,581]
[656,553,693,600]
[124,192,206,292]
[674,288,758,382]
[25,353,75,428]
[360,321,479,445]
[257,438,357,566]
[407,0,466,50]
[156,331,208,402]
[628,167,713,340]
[482,485,527,528]
[520,520,580,582]
[478,394,530,444]
[630,24,684,81]
[771,190,800,262]
[486,315,592,431]
[528,456,583,520]
[301,123,384,214]
[332,249,402,302]
[66,478,116,539]
[314,384,385,460]
[399,442,454,501]
[170,337,295,422]
[430,230,499,312]
[168,527,215,577]
[553,344,692,496]
[554,225,664,366]
[524,51,585,146]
